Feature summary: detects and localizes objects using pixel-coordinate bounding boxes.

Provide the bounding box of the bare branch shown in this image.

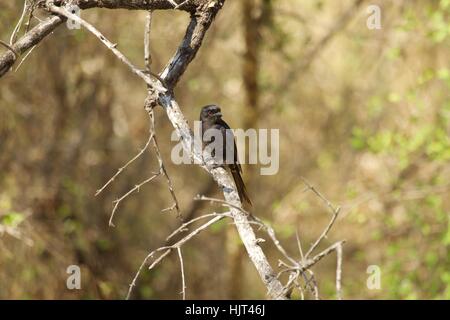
[10,1,29,45]
[126,213,227,299]
[47,5,167,92]
[4,0,295,300]
[295,230,304,260]
[109,172,160,227]
[336,242,343,300]
[194,195,251,216]
[0,15,63,77]
[148,109,182,218]
[303,241,346,270]
[144,11,153,72]
[301,177,341,258]
[160,0,225,88]
[301,177,339,214]
[96,132,154,196]
[251,216,298,266]
[250,179,345,299]
[166,212,230,242]
[56,0,204,12]
[14,43,39,72]
[0,0,220,78]
[304,207,340,258]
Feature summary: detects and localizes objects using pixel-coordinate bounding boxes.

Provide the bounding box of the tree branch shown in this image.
[160,0,224,88]
[0,15,63,77]
[53,0,207,12]
[2,0,291,300]
[0,0,214,78]
[157,94,288,299]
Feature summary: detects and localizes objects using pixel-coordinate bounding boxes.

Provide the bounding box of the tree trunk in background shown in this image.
[228,0,272,299]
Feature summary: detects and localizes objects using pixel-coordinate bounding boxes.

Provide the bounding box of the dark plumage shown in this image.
[200,105,252,206]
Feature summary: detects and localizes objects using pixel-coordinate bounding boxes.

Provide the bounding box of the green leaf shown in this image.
[1,212,25,227]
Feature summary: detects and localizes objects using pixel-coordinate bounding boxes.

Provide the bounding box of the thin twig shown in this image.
[143,16,181,219]
[302,241,346,271]
[304,207,340,258]
[295,230,304,260]
[177,247,186,300]
[167,0,178,8]
[301,177,339,214]
[174,0,191,9]
[109,172,160,227]
[126,213,228,299]
[24,3,34,33]
[96,132,154,196]
[248,215,298,266]
[166,212,230,242]
[194,195,250,216]
[126,250,155,300]
[47,5,166,92]
[148,109,182,218]
[144,10,153,72]
[0,40,18,59]
[14,0,289,300]
[10,0,28,45]
[14,43,38,72]
[256,179,345,299]
[301,177,341,258]
[336,243,343,300]
[306,270,319,300]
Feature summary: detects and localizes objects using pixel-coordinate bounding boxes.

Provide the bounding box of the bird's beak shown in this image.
[214,112,222,118]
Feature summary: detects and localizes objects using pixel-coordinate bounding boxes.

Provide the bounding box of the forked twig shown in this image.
[109,172,160,227]
[95,132,154,196]
[10,0,29,45]
[126,212,229,299]
[47,5,166,92]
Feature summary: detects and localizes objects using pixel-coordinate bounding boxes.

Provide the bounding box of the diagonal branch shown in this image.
[140,0,287,298]
[157,94,288,299]
[0,15,63,77]
[54,0,205,12]
[126,212,228,299]
[0,0,214,78]
[177,247,186,300]
[47,5,167,92]
[160,0,225,88]
[3,0,289,300]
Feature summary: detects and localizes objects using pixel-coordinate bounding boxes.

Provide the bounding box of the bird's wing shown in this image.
[219,124,242,173]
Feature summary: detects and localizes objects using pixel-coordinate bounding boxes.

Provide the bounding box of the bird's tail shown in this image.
[230,167,252,206]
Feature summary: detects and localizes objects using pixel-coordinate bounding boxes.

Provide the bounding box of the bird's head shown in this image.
[200,104,222,122]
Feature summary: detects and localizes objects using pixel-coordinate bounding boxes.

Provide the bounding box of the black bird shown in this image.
[200,105,252,206]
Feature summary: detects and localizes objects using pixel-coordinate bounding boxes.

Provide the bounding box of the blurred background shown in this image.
[0,0,449,299]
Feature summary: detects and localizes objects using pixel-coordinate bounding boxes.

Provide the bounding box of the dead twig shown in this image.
[177,247,186,300]
[47,5,167,93]
[0,40,18,59]
[95,132,154,197]
[109,172,160,227]
[126,212,229,299]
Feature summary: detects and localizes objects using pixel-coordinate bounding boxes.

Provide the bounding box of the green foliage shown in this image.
[428,0,450,43]
[1,212,25,227]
